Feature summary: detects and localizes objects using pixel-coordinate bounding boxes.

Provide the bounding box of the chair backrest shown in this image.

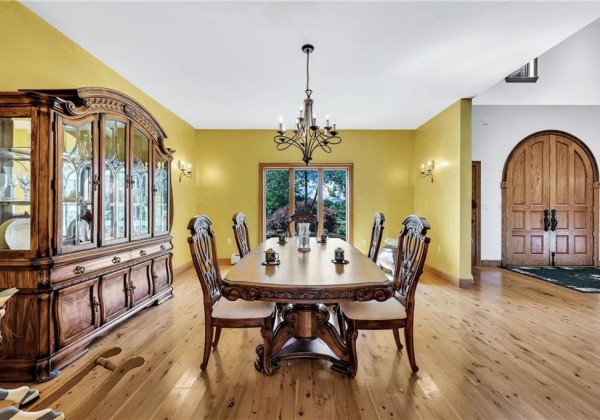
[288,212,319,236]
[367,212,385,262]
[394,214,431,311]
[187,215,222,308]
[232,212,251,257]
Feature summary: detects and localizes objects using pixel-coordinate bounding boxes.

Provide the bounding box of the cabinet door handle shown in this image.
[153,273,158,280]
[139,250,146,256]
[112,256,121,264]
[74,266,86,274]
[93,296,100,310]
[93,174,101,191]
[160,245,166,251]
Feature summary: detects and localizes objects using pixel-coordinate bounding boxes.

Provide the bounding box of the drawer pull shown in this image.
[160,245,166,251]
[139,250,147,256]
[74,266,85,274]
[112,256,121,264]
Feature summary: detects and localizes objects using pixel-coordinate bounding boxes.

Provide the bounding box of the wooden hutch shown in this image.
[0,88,174,381]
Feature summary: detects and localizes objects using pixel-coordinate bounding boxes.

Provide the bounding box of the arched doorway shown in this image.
[501,130,599,266]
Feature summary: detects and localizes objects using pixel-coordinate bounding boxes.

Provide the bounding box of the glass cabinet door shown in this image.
[103,120,126,242]
[131,128,150,239]
[61,120,95,249]
[0,117,32,251]
[154,152,169,235]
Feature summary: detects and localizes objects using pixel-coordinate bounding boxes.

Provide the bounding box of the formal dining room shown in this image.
[1,1,600,419]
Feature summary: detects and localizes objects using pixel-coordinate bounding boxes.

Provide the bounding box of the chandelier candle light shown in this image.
[274,44,342,165]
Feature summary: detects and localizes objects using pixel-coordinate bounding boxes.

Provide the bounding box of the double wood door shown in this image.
[502,131,597,266]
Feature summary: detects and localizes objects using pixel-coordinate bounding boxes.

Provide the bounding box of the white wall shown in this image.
[475,17,600,106]
[472,105,600,262]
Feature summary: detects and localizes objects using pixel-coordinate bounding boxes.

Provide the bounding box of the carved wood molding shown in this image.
[221,285,393,302]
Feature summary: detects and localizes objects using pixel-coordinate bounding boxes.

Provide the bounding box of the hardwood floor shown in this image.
[2,266,600,419]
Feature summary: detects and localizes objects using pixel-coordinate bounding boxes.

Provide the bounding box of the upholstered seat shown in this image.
[337,292,406,321]
[212,298,274,319]
[188,214,276,371]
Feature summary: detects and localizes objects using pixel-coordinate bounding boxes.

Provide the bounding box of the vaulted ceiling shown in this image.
[23,1,600,129]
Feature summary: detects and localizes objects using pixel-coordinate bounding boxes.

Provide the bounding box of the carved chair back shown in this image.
[393,214,431,314]
[232,212,251,257]
[188,215,222,309]
[288,212,319,236]
[367,212,385,262]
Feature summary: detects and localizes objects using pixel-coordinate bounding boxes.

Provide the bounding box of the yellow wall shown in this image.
[0,2,197,269]
[2,1,475,284]
[414,99,473,286]
[195,130,415,257]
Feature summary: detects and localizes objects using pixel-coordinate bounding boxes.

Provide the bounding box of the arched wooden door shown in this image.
[502,131,598,266]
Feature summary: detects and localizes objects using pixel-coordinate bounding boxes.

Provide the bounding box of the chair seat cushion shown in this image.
[339,293,407,321]
[213,298,275,319]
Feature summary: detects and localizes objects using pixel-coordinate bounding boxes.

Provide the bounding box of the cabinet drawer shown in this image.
[129,241,172,261]
[53,251,131,282]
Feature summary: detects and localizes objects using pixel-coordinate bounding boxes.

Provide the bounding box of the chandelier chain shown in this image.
[306,48,310,93]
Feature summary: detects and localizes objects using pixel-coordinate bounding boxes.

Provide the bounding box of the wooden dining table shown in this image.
[222,237,393,377]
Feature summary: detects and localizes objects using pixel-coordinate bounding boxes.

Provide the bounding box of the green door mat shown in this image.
[503,266,600,293]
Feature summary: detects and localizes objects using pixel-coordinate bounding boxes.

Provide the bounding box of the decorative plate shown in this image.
[5,218,30,250]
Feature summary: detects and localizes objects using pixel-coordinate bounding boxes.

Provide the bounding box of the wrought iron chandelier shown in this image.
[274,44,341,165]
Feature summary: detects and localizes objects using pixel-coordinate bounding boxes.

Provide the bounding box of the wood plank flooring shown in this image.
[2,266,600,419]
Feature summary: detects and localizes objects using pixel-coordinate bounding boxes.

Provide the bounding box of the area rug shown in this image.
[503,266,600,293]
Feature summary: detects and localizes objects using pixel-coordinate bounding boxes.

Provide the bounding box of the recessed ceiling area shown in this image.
[23,1,600,129]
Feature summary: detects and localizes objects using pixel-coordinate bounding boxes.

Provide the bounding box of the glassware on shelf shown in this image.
[17,170,31,201]
[5,170,18,201]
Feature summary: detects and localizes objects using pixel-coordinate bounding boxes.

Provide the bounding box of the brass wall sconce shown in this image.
[419,160,435,182]
[178,160,192,182]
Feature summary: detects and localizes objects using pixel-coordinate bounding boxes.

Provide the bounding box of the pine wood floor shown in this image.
[2,265,600,419]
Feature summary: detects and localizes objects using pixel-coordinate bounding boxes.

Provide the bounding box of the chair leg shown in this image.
[392,328,403,350]
[344,320,359,378]
[404,323,419,373]
[212,327,222,348]
[201,319,214,370]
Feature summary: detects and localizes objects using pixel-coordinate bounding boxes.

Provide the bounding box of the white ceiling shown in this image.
[22,1,600,130]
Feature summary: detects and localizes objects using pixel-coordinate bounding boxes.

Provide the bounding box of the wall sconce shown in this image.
[419,160,435,182]
[178,160,192,182]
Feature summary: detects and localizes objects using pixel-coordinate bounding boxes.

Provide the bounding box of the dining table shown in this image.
[222,237,394,377]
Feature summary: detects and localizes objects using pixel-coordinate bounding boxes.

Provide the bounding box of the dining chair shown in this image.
[288,211,319,236]
[232,212,251,257]
[337,214,430,375]
[367,212,385,262]
[187,215,276,370]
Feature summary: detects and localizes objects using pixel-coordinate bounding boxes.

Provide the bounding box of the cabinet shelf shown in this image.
[0,200,30,205]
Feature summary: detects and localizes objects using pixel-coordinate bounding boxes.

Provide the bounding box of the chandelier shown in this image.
[274,44,342,165]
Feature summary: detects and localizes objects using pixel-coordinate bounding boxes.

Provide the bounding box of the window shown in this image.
[260,163,352,241]
[505,58,538,83]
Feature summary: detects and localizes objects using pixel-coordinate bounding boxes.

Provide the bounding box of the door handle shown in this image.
[550,209,558,231]
[543,209,550,232]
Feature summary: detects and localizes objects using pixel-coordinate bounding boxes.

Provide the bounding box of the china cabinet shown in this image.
[0,88,174,381]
